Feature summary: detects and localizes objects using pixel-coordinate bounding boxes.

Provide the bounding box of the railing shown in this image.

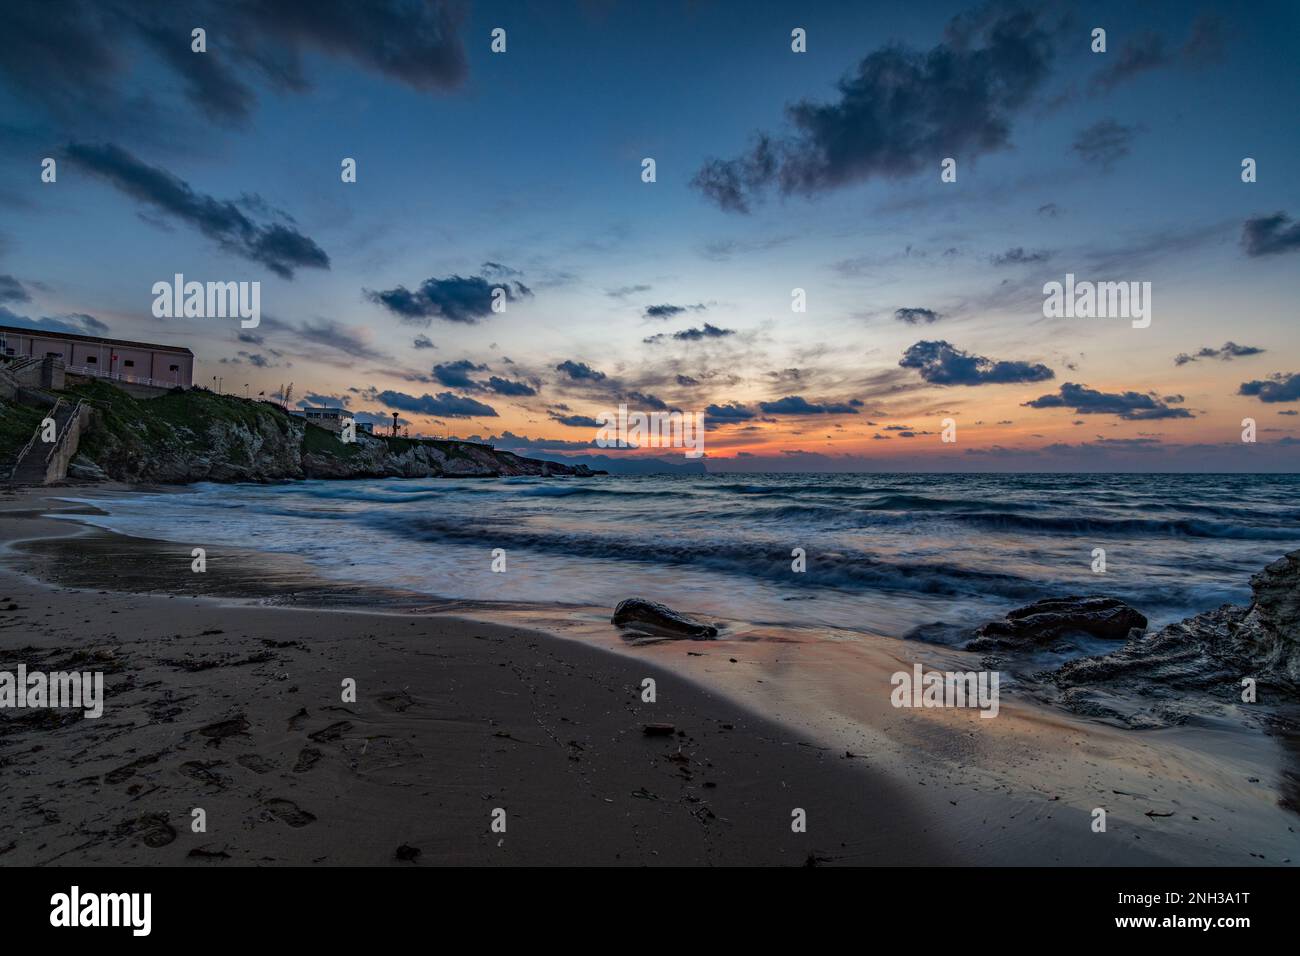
[44,399,87,464]
[65,364,181,390]
[9,398,63,480]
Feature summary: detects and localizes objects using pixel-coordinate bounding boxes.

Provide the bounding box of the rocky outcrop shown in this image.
[49,381,596,484]
[1040,550,1300,727]
[967,596,1147,651]
[612,599,718,640]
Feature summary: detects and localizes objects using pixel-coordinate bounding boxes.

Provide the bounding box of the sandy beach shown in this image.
[2,485,1296,867]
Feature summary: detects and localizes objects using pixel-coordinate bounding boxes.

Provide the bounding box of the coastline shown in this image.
[3,485,1297,866]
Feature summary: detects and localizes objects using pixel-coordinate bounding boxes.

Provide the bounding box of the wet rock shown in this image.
[612,598,718,640]
[967,596,1146,650]
[1045,549,1300,727]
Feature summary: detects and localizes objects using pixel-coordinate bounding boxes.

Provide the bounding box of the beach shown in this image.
[2,484,1297,866]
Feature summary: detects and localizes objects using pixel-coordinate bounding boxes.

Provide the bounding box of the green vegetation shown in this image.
[302,420,362,459]
[0,397,47,472]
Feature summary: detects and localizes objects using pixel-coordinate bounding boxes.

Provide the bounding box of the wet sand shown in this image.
[0,488,945,866]
[3,486,1296,866]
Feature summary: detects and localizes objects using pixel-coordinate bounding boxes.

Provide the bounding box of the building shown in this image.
[0,325,194,388]
[289,407,374,435]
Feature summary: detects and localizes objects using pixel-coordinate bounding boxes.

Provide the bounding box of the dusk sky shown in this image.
[2,0,1298,471]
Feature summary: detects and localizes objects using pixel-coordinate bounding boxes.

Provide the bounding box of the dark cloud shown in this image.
[550,412,603,428]
[432,359,487,390]
[759,396,859,416]
[991,247,1051,266]
[646,323,735,343]
[366,271,532,325]
[692,7,1055,212]
[1023,382,1194,419]
[1238,373,1300,404]
[64,142,329,278]
[624,391,669,411]
[555,360,606,382]
[486,376,536,397]
[643,303,704,320]
[0,0,468,130]
[1174,342,1265,365]
[900,340,1054,386]
[0,306,108,336]
[1071,119,1141,170]
[705,402,756,422]
[1241,212,1300,257]
[894,307,941,325]
[412,335,436,350]
[377,390,498,418]
[0,274,30,303]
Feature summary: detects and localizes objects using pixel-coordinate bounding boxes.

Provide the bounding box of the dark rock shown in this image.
[1044,549,1300,727]
[968,596,1146,650]
[395,844,421,862]
[612,598,718,640]
[642,723,675,736]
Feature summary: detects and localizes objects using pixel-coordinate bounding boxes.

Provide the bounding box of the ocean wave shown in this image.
[952,511,1300,540]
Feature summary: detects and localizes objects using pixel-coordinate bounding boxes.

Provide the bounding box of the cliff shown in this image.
[19,380,595,484]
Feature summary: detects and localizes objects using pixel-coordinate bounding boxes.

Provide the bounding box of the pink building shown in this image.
[0,325,194,388]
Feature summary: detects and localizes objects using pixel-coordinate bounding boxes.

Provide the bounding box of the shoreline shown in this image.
[3,485,1297,865]
[0,486,949,866]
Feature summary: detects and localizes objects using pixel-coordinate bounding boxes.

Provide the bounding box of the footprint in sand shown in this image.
[116,813,176,848]
[178,760,229,788]
[236,753,275,774]
[308,720,353,743]
[293,747,322,773]
[262,799,316,828]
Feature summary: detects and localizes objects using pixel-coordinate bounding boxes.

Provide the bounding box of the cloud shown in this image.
[0,274,30,303]
[0,0,468,129]
[1238,373,1300,404]
[549,412,603,428]
[295,318,387,362]
[758,396,859,416]
[555,360,606,382]
[991,247,1051,266]
[366,270,532,324]
[1023,382,1194,419]
[1174,342,1265,365]
[894,307,941,325]
[606,284,651,299]
[1241,212,1300,257]
[412,335,436,350]
[692,6,1055,212]
[643,303,703,319]
[1071,119,1141,170]
[0,305,109,336]
[705,402,756,422]
[432,359,487,390]
[376,390,498,418]
[64,142,329,278]
[899,340,1054,386]
[646,323,735,343]
[486,376,536,397]
[1089,15,1225,94]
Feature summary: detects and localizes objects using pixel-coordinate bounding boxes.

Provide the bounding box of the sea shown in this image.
[56,472,1300,641]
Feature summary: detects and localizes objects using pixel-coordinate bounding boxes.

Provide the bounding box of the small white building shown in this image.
[293,406,378,435]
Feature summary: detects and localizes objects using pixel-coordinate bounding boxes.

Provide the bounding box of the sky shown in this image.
[1,0,1298,472]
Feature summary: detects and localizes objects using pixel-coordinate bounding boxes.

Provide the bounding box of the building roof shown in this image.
[0,324,194,356]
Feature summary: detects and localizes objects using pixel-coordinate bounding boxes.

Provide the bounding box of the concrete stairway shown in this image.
[8,399,82,484]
